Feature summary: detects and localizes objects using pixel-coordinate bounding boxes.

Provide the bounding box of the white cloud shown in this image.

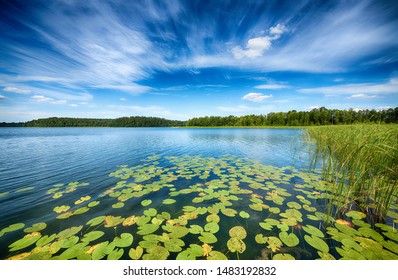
[347,93,377,99]
[31,95,68,105]
[120,98,127,101]
[0,95,6,100]
[242,92,273,103]
[298,77,398,96]
[69,104,78,107]
[3,87,32,94]
[232,24,286,59]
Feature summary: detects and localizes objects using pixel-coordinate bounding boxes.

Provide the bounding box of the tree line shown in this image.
[0,107,397,127]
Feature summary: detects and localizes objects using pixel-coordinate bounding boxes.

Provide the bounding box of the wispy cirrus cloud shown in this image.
[3,87,32,94]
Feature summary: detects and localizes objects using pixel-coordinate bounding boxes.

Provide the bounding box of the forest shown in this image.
[0,107,397,127]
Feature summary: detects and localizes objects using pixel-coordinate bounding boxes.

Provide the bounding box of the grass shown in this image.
[306,124,398,221]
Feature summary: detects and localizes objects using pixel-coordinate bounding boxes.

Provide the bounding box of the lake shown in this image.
[0,128,396,260]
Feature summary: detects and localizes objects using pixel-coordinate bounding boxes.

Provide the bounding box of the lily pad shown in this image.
[137,224,159,235]
[221,208,237,217]
[204,222,220,234]
[255,234,268,244]
[112,202,124,209]
[104,216,124,228]
[267,237,282,253]
[88,201,100,208]
[189,225,204,234]
[341,238,363,252]
[142,246,169,260]
[59,236,79,248]
[279,232,299,247]
[81,231,105,243]
[206,214,220,223]
[129,246,144,260]
[273,253,295,260]
[227,237,246,253]
[114,233,134,247]
[163,198,176,205]
[9,232,42,251]
[86,216,105,227]
[207,250,228,260]
[239,211,250,218]
[346,210,367,220]
[358,227,384,242]
[304,235,329,253]
[54,205,70,213]
[36,234,56,247]
[141,199,152,207]
[287,201,302,209]
[199,232,218,244]
[107,248,124,260]
[59,243,90,260]
[229,226,247,239]
[144,208,157,217]
[57,225,83,240]
[302,225,325,238]
[164,238,185,252]
[123,216,139,227]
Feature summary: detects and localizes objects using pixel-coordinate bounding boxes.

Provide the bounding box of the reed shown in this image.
[306,124,398,221]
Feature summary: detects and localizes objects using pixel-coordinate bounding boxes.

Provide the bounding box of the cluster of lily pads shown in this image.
[0,154,397,260]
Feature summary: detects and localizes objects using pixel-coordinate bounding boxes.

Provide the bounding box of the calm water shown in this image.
[0,128,313,259]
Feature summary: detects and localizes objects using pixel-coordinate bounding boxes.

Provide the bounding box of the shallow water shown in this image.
[0,128,396,260]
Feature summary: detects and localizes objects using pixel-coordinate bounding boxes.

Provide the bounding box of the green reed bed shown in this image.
[306,124,398,222]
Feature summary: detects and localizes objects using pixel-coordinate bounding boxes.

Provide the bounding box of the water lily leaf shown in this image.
[107,248,124,260]
[36,234,56,247]
[358,227,384,242]
[273,253,295,260]
[74,195,91,205]
[54,205,70,213]
[57,225,83,240]
[123,215,138,227]
[269,207,281,214]
[352,219,370,228]
[189,225,204,235]
[114,233,133,248]
[221,208,237,217]
[382,240,398,254]
[3,223,25,234]
[206,214,220,223]
[144,208,157,217]
[280,218,297,227]
[381,231,398,242]
[92,241,113,260]
[196,207,208,215]
[280,209,303,222]
[346,210,367,220]
[304,235,329,253]
[183,206,196,212]
[129,246,144,260]
[88,201,100,208]
[317,251,336,260]
[161,212,171,220]
[227,237,246,253]
[163,198,176,205]
[164,238,185,252]
[302,225,325,238]
[9,232,42,251]
[249,203,263,211]
[207,250,228,260]
[142,246,169,260]
[112,202,124,209]
[199,232,218,244]
[87,216,105,227]
[255,234,268,244]
[267,237,282,253]
[74,206,90,215]
[59,243,90,260]
[307,214,320,221]
[82,231,104,243]
[56,212,74,219]
[137,215,151,226]
[259,222,273,230]
[229,226,247,240]
[287,201,302,209]
[335,223,358,237]
[341,238,362,252]
[239,211,250,218]
[141,199,152,207]
[204,222,220,234]
[137,224,159,235]
[303,205,317,212]
[104,216,124,228]
[176,249,196,260]
[336,247,366,260]
[279,232,299,247]
[59,236,79,248]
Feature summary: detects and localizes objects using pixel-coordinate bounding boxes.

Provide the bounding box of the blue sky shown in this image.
[0,0,397,122]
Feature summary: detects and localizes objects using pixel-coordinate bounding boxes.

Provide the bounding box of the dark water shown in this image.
[0,127,333,260]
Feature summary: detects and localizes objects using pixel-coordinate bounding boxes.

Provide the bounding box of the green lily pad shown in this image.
[239,211,250,218]
[287,201,302,209]
[199,232,218,244]
[9,232,42,251]
[341,238,363,252]
[107,248,124,260]
[255,234,268,244]
[36,234,56,247]
[59,243,90,260]
[346,210,367,220]
[141,199,152,207]
[142,246,169,260]
[317,251,336,260]
[206,214,220,223]
[59,236,79,248]
[114,233,134,247]
[221,208,237,217]
[74,206,90,215]
[279,232,299,247]
[86,216,105,227]
[112,202,124,209]
[144,208,157,217]
[335,223,358,237]
[81,231,105,243]
[189,225,204,234]
[259,222,273,230]
[92,241,114,260]
[137,224,160,235]
[336,247,366,260]
[273,253,295,260]
[358,227,384,242]
[207,251,228,260]
[136,215,151,226]
[57,225,83,240]
[163,198,176,205]
[269,207,281,214]
[167,226,190,239]
[88,201,100,208]
[227,237,246,253]
[164,238,185,252]
[302,225,325,238]
[204,222,220,234]
[304,235,329,253]
[303,205,317,212]
[382,240,398,254]
[267,237,282,253]
[229,226,247,240]
[129,246,144,260]
[104,216,124,228]
[381,231,398,242]
[176,249,196,260]
[53,205,70,213]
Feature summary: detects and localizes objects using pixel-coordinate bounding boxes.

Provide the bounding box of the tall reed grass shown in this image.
[306,124,398,221]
